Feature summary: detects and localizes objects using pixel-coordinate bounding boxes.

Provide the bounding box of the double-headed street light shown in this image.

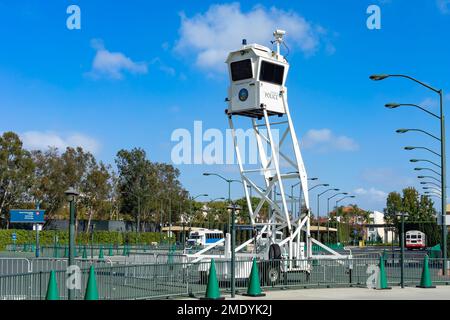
[372,73,447,271]
[203,172,241,233]
[203,173,240,203]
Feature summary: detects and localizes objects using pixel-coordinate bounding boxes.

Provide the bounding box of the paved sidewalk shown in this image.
[186,286,450,300]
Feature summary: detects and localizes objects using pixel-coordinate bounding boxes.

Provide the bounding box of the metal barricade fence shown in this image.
[30,257,114,272]
[0,257,449,300]
[0,258,31,275]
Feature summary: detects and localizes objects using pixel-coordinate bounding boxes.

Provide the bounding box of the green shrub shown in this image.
[0,229,172,250]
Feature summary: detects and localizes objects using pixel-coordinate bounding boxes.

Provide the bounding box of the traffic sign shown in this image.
[11,233,17,241]
[10,209,45,223]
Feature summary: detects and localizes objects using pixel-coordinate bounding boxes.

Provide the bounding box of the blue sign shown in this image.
[11,233,16,241]
[10,209,45,223]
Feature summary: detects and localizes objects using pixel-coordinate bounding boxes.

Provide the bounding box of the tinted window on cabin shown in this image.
[259,61,284,85]
[230,59,253,81]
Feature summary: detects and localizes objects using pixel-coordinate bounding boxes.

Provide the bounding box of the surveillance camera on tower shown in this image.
[225,30,289,118]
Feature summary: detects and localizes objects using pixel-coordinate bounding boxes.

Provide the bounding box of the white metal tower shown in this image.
[225,30,344,261]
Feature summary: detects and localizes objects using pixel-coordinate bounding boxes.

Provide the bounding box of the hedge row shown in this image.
[0,229,172,251]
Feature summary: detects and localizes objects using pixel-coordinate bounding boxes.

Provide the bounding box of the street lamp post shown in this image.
[188,193,209,246]
[396,212,409,288]
[335,195,356,244]
[291,177,318,219]
[326,192,348,243]
[65,187,79,301]
[317,188,339,241]
[207,197,226,228]
[372,73,447,274]
[227,202,241,298]
[35,200,41,258]
[203,173,241,234]
[308,183,329,218]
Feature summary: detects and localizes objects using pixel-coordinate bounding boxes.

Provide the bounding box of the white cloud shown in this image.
[21,131,100,154]
[437,0,450,14]
[175,3,334,72]
[150,57,176,76]
[87,39,148,80]
[418,97,439,109]
[301,128,359,152]
[354,187,388,203]
[360,167,415,187]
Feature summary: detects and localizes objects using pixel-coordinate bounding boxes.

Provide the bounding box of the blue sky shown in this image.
[1,0,450,213]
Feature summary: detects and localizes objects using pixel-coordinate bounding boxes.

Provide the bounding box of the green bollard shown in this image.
[46,270,60,300]
[108,245,113,257]
[201,259,224,300]
[243,258,265,297]
[82,246,87,259]
[376,255,391,290]
[99,246,104,260]
[84,266,99,300]
[417,255,436,288]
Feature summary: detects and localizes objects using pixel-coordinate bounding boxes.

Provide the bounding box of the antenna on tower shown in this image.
[273,29,286,55]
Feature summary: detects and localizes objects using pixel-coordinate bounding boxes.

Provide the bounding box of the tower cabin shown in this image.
[225,40,289,118]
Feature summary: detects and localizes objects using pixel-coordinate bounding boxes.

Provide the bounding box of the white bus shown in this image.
[405,230,426,250]
[186,228,224,247]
